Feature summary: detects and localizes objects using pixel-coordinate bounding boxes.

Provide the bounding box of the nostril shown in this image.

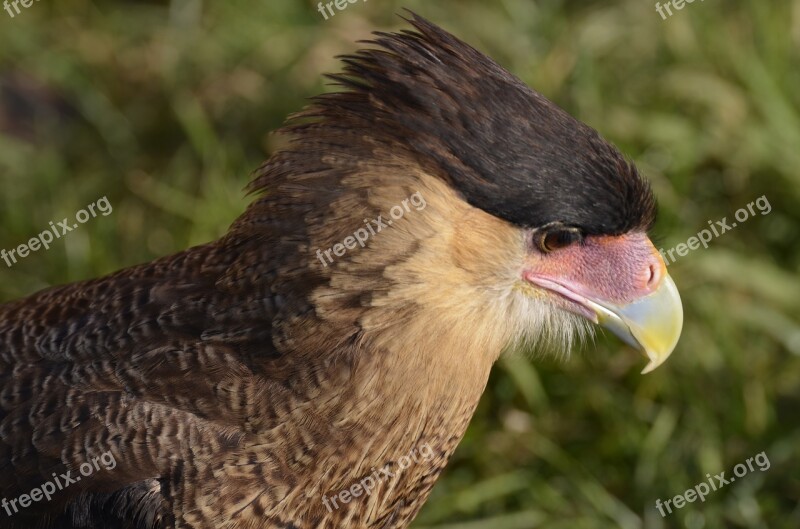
[647,264,659,289]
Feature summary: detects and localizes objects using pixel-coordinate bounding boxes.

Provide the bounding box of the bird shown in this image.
[0,13,683,529]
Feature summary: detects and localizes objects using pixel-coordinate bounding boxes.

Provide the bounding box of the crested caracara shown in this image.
[0,14,682,529]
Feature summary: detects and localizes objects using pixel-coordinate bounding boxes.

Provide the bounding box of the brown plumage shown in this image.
[0,14,682,529]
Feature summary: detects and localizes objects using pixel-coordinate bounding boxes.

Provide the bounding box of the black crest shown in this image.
[290,13,656,235]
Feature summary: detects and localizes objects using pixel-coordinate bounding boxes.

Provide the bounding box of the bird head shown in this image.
[245,14,682,374]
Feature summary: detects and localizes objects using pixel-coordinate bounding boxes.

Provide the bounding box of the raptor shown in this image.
[0,14,682,529]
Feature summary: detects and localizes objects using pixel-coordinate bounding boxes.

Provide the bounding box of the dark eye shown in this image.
[534,226,583,253]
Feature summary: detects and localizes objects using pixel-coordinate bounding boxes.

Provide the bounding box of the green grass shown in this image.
[1,1,798,527]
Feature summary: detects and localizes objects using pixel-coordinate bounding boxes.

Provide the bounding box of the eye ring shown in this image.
[534,225,583,253]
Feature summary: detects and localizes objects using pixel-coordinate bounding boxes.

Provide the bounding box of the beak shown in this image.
[584,273,683,374]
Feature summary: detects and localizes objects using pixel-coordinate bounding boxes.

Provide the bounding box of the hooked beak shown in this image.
[523,232,684,374]
[582,273,683,373]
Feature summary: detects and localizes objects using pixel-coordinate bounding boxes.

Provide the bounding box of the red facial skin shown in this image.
[523,232,666,321]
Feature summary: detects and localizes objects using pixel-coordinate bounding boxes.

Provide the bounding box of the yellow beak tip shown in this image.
[591,273,683,374]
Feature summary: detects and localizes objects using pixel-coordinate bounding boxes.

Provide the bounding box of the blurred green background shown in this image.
[0,0,798,528]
